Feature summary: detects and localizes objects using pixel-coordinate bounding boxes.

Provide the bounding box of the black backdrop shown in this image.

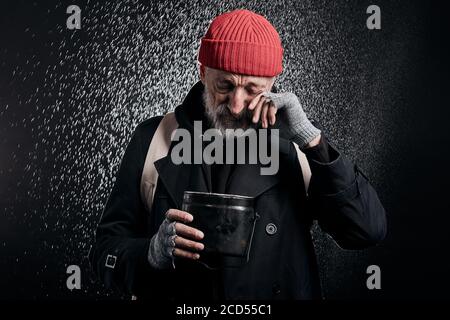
[0,0,449,300]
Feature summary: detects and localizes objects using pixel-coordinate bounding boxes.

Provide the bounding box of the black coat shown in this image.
[89,81,387,300]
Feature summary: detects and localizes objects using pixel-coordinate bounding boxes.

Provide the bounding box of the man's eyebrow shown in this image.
[218,79,235,86]
[246,82,265,89]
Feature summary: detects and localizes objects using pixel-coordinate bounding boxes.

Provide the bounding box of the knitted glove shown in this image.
[263,92,321,148]
[148,217,177,269]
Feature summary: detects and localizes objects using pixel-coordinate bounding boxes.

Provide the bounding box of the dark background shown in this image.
[0,0,449,300]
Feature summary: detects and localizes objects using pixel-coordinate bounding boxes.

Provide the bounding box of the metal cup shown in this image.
[182,191,258,260]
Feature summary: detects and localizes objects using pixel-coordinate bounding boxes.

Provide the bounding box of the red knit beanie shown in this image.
[198,9,283,77]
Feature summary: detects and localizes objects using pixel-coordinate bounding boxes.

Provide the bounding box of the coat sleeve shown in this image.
[301,138,387,249]
[89,116,173,297]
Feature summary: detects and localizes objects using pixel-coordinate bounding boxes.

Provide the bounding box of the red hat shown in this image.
[198,9,283,77]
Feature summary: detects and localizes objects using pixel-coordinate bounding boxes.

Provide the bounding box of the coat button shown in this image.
[266,223,277,235]
[105,254,117,269]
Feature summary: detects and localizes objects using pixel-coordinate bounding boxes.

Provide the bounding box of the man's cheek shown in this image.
[215,92,230,104]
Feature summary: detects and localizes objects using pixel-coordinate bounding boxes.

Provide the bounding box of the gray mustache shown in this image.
[215,104,253,122]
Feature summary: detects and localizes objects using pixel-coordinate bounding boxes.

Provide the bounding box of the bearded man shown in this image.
[90,9,387,300]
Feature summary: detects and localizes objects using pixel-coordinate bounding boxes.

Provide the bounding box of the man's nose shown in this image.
[228,88,248,116]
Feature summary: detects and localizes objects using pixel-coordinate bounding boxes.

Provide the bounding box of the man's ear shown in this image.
[199,64,206,84]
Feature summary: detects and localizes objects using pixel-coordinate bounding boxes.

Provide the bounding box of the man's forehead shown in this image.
[208,67,271,87]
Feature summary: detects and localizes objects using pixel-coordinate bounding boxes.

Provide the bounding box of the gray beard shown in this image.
[202,90,257,137]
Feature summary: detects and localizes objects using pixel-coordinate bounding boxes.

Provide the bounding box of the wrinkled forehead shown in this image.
[206,67,273,88]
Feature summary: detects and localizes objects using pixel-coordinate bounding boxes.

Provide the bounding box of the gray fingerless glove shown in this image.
[263,92,321,148]
[148,218,177,270]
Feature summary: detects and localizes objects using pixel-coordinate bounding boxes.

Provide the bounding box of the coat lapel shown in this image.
[154,155,209,209]
[226,163,280,198]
